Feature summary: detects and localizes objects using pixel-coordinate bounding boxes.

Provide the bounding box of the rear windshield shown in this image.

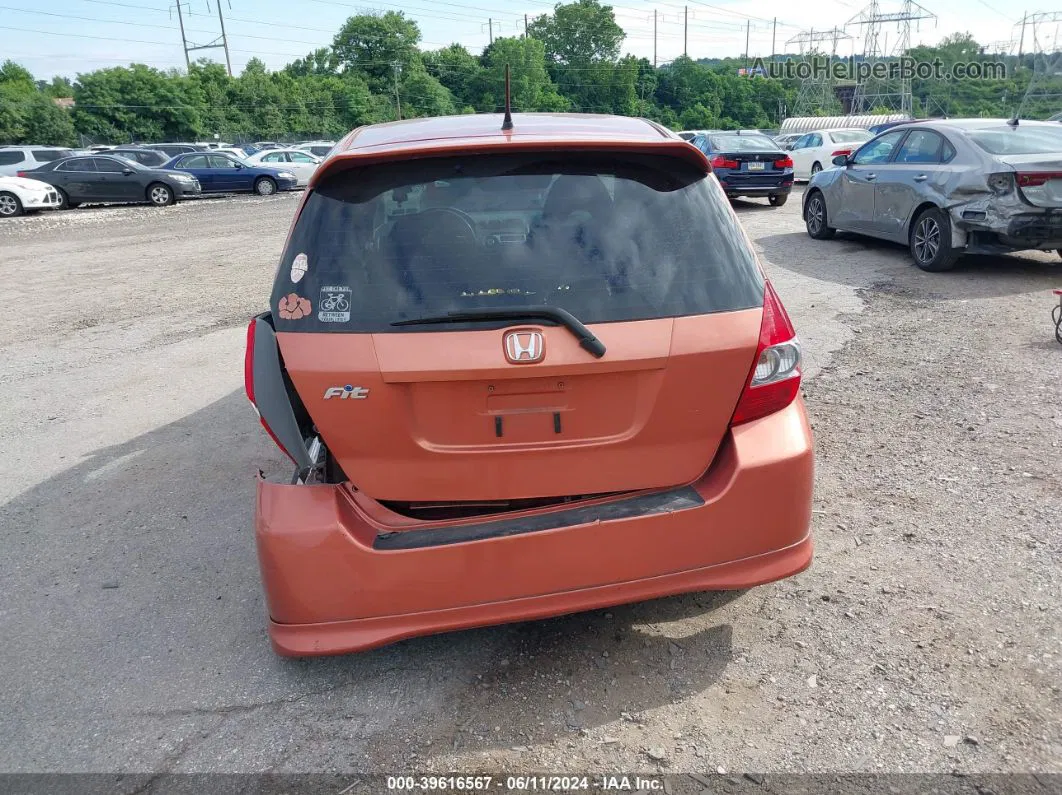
[967,125,1062,155]
[271,152,763,333]
[830,130,871,143]
[708,134,778,152]
[32,149,72,161]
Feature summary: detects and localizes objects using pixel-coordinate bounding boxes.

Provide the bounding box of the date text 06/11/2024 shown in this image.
[385,775,668,791]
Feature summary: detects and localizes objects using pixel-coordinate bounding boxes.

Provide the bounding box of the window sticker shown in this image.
[290,252,308,284]
[278,293,312,320]
[318,285,351,323]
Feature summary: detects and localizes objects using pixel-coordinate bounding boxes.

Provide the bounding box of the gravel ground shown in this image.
[0,189,1059,781]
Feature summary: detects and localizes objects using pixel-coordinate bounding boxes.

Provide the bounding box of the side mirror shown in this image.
[122,168,134,175]
[832,155,849,167]
[234,162,244,169]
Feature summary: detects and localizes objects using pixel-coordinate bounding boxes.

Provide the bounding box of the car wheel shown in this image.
[804,190,835,240]
[0,191,23,218]
[56,188,79,210]
[810,162,822,176]
[254,177,277,196]
[910,207,959,272]
[768,193,789,207]
[147,182,175,207]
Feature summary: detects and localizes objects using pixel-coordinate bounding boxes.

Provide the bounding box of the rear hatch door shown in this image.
[271,149,765,502]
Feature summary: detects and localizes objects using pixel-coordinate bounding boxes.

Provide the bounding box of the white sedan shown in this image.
[245,148,322,187]
[0,175,61,218]
[789,128,874,180]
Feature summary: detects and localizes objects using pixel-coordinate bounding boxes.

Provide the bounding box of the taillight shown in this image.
[244,316,296,463]
[1017,171,1062,188]
[730,281,802,426]
[710,155,739,169]
[16,170,28,178]
[830,149,852,157]
[774,155,794,169]
[244,317,258,405]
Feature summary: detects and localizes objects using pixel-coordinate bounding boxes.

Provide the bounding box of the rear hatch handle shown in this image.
[391,306,607,358]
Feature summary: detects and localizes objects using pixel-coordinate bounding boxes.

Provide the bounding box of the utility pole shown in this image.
[393,62,402,120]
[524,13,528,38]
[489,17,493,44]
[216,0,232,77]
[174,1,191,71]
[745,20,750,69]
[772,17,777,59]
[178,0,233,76]
[1017,11,1026,62]
[684,6,688,57]
[653,9,657,67]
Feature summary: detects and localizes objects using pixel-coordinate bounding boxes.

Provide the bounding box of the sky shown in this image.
[0,0,1049,81]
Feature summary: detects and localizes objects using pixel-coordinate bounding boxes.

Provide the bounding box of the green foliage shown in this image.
[528,0,625,66]
[480,37,569,112]
[2,10,1059,147]
[332,11,420,87]
[0,59,76,145]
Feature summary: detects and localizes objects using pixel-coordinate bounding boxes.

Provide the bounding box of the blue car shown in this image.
[690,131,794,206]
[161,151,298,196]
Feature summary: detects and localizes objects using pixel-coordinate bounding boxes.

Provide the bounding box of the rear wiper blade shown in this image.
[391,305,606,358]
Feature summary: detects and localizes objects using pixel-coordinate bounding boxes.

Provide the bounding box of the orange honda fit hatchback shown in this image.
[246,113,814,657]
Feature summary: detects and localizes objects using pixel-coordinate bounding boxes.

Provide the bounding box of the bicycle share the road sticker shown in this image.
[318,285,352,322]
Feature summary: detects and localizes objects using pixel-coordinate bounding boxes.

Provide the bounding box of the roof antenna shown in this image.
[501,64,514,131]
[1007,114,1019,127]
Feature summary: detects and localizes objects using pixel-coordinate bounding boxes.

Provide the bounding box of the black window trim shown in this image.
[56,158,96,172]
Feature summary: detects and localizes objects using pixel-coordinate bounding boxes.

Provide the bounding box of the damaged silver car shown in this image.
[802,119,1062,271]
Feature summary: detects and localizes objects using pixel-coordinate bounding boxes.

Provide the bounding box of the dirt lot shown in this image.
[1,189,1059,780]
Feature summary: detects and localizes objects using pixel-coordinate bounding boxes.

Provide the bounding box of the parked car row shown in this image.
[0,143,329,216]
[802,118,1062,271]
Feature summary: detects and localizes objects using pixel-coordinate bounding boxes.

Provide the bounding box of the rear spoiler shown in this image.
[308,139,712,190]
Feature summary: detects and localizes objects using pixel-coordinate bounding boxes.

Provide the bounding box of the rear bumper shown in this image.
[952,205,1062,252]
[724,187,793,197]
[718,178,793,197]
[254,399,814,657]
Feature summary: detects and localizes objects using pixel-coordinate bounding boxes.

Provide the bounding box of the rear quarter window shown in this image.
[967,126,1062,155]
[271,152,764,333]
[0,151,25,165]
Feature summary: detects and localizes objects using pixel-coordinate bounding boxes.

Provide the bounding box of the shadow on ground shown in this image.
[1,388,742,769]
[755,230,1062,300]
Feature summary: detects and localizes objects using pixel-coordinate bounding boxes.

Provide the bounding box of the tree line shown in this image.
[0,0,1058,146]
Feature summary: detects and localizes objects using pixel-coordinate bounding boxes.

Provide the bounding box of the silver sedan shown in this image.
[802,119,1062,271]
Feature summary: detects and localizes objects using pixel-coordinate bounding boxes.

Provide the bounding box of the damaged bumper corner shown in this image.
[948,196,1062,253]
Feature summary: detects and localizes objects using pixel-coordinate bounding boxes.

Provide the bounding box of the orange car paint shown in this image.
[256,398,813,656]
[276,311,761,502]
[253,113,813,656]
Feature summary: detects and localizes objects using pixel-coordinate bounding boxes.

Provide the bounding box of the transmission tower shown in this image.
[786,27,853,115]
[173,0,233,76]
[1018,11,1062,118]
[846,0,936,114]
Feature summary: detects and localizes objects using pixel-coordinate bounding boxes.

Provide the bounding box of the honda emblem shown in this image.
[503,329,545,364]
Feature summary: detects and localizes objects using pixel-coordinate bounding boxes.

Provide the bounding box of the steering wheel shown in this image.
[412,207,478,247]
